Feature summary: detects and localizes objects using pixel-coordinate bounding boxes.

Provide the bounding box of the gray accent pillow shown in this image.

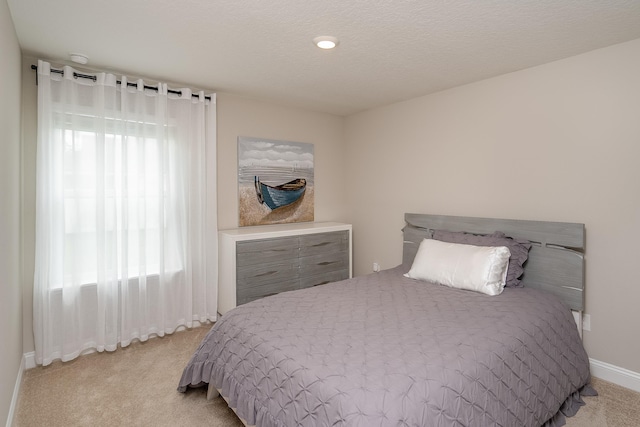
[432,230,532,288]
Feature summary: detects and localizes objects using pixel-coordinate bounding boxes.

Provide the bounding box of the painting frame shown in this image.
[237,136,314,227]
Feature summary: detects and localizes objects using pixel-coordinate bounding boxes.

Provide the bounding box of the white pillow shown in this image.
[404,238,511,296]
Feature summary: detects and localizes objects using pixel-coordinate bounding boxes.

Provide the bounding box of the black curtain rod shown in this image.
[30,64,211,101]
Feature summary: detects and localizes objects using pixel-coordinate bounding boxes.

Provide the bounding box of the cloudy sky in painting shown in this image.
[238,137,314,169]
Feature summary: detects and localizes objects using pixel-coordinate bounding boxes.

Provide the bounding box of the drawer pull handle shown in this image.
[311,242,332,247]
[318,261,337,266]
[255,270,277,277]
[313,281,330,286]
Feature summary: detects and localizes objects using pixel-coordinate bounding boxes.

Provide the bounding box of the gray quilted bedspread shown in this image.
[178,266,592,427]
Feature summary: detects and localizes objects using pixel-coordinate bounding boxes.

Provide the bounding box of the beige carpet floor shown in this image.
[14,325,640,426]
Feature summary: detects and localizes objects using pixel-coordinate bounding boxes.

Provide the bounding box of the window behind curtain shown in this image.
[57,124,180,287]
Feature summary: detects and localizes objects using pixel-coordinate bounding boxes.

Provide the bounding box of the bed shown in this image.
[178,213,595,426]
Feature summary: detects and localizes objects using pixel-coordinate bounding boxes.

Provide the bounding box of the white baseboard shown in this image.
[23,352,36,370]
[6,354,26,427]
[590,358,640,393]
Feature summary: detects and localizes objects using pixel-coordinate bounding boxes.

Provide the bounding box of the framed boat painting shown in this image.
[238,136,314,226]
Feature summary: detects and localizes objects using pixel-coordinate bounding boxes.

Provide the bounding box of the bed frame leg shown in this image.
[206,383,220,400]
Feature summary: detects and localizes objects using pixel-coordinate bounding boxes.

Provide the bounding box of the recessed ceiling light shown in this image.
[313,36,339,50]
[69,53,89,64]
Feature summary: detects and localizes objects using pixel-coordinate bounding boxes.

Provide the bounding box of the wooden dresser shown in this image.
[218,222,352,315]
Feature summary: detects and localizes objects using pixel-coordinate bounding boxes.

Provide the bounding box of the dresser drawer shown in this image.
[237,260,298,288]
[299,251,349,277]
[237,236,298,267]
[237,280,299,306]
[299,269,350,289]
[299,231,348,257]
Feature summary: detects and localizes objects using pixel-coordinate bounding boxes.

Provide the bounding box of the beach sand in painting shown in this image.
[239,185,314,226]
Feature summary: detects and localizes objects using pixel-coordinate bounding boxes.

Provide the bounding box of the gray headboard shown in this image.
[403,213,585,311]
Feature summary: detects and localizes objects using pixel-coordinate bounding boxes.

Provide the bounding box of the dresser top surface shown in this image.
[220,222,351,239]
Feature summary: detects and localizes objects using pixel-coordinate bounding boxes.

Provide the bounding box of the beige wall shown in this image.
[18,66,347,354]
[0,0,23,424]
[345,38,640,374]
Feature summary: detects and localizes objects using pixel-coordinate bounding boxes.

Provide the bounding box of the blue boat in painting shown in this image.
[255,176,306,210]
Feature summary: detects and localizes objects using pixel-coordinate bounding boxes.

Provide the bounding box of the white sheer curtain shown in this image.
[33,60,217,366]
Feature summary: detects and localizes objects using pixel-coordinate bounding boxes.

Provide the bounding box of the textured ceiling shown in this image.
[8,0,640,116]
